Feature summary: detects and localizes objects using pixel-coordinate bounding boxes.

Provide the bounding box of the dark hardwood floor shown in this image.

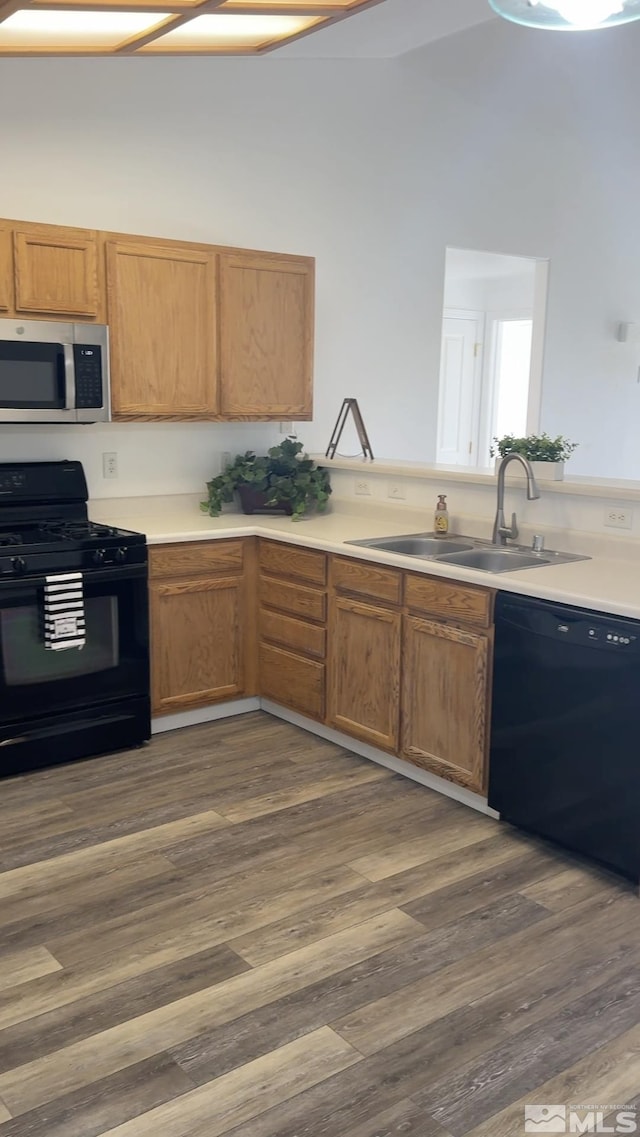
[0,711,638,1137]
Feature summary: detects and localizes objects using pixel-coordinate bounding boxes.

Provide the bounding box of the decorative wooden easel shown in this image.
[325,398,374,461]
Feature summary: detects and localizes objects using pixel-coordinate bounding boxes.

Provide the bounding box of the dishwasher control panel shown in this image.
[585,626,637,646]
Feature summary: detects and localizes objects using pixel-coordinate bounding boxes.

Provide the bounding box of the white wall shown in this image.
[444,270,536,314]
[394,20,640,479]
[0,421,277,501]
[0,56,427,496]
[1,20,640,492]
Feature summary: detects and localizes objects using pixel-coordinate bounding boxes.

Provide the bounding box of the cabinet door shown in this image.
[150,576,244,713]
[14,227,99,316]
[0,226,12,312]
[402,614,491,794]
[107,241,217,419]
[219,253,313,419]
[328,596,400,751]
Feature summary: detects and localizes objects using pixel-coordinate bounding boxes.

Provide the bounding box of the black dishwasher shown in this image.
[489,592,640,886]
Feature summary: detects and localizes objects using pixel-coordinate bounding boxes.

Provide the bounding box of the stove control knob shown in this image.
[92,548,106,565]
[11,556,26,575]
[115,547,128,563]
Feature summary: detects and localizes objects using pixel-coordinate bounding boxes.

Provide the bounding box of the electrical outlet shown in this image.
[388,482,406,501]
[280,421,294,435]
[221,451,231,472]
[355,480,371,496]
[102,452,118,479]
[604,508,632,530]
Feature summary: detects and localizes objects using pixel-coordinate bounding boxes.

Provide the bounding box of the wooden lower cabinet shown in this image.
[401,613,491,794]
[259,642,325,720]
[148,536,494,798]
[327,595,401,752]
[149,539,255,715]
[257,539,327,721]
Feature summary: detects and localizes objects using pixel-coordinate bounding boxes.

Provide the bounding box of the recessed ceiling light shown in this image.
[489,0,640,30]
[0,0,385,55]
[138,12,323,51]
[0,8,168,48]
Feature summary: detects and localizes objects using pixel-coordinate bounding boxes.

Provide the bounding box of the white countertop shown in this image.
[91,495,640,621]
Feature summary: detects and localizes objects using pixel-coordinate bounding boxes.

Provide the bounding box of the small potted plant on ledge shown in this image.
[201,437,332,521]
[490,433,578,482]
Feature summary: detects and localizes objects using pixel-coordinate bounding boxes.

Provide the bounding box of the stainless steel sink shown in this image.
[435,548,550,573]
[355,535,474,557]
[346,531,589,573]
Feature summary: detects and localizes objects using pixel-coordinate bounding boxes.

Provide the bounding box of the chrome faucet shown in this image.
[492,453,540,545]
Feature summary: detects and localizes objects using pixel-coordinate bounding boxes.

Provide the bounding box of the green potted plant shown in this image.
[201,437,332,521]
[490,433,578,481]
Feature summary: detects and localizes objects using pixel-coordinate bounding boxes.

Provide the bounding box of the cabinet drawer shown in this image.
[259,608,326,660]
[259,643,325,720]
[259,540,326,586]
[149,540,244,580]
[260,577,326,623]
[331,557,402,606]
[405,573,493,629]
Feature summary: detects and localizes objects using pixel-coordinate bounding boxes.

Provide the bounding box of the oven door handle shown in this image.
[2,564,147,594]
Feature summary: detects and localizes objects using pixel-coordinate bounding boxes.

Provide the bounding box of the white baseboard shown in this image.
[151,696,260,734]
[260,699,498,818]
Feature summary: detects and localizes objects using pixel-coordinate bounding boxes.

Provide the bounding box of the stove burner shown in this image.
[38,521,120,541]
[0,532,22,547]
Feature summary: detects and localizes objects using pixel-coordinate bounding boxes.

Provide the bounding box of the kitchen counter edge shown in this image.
[93,503,640,622]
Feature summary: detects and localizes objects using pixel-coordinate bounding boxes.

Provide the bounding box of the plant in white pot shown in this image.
[490,433,578,481]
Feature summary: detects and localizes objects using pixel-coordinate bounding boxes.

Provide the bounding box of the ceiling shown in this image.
[276,0,496,58]
[0,0,496,58]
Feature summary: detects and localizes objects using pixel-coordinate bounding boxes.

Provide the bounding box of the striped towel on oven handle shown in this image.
[43,572,86,651]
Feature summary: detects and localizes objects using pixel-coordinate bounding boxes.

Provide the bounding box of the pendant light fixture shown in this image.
[489,0,640,30]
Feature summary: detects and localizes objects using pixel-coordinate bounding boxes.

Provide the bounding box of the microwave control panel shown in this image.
[73,345,103,409]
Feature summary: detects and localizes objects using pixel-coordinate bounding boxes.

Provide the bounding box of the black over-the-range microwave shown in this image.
[0,318,110,423]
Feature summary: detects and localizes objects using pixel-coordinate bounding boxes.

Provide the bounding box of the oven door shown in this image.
[0,564,149,729]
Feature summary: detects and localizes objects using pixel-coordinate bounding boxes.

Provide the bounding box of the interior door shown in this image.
[436,312,483,467]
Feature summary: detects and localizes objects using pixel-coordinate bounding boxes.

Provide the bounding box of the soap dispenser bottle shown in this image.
[434,494,449,536]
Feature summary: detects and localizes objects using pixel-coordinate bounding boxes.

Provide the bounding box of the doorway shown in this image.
[436,248,548,468]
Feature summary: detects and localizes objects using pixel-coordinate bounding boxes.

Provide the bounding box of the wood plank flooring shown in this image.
[0,710,638,1137]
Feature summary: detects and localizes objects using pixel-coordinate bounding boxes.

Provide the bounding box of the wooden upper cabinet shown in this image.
[219,253,314,420]
[0,226,12,312]
[14,227,99,317]
[106,240,218,419]
[401,614,491,795]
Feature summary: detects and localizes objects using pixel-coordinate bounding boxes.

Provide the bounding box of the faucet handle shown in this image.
[497,514,519,542]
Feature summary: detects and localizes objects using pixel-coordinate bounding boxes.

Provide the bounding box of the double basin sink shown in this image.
[346,533,589,573]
